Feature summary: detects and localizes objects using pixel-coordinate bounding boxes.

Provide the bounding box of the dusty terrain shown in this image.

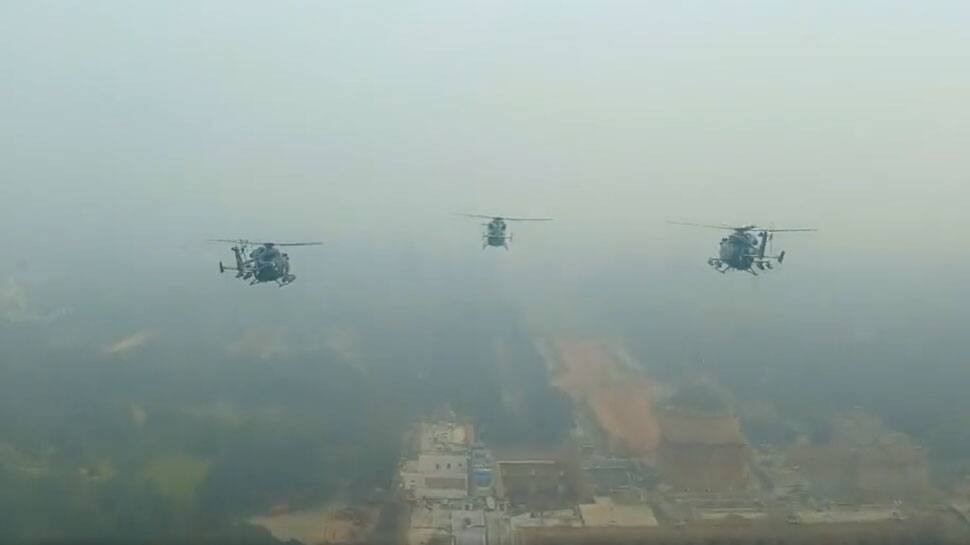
[250,504,379,544]
[550,339,661,456]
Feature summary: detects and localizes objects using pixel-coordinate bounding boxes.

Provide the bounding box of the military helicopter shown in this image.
[459,214,553,249]
[668,222,817,274]
[210,239,322,286]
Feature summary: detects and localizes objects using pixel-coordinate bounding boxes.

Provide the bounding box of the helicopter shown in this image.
[459,214,553,249]
[667,222,817,275]
[210,239,322,286]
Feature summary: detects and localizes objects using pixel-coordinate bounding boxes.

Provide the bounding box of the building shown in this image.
[496,460,568,509]
[407,506,452,545]
[657,408,750,491]
[472,467,493,489]
[402,453,469,499]
[470,443,495,494]
[580,457,652,500]
[419,420,472,453]
[419,453,468,492]
[510,509,583,529]
[451,509,486,545]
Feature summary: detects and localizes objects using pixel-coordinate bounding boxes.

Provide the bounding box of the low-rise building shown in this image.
[496,459,574,510]
[452,509,486,545]
[403,453,469,499]
[510,509,583,529]
[420,420,472,453]
[407,505,452,545]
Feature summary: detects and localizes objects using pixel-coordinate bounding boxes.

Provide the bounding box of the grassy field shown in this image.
[143,453,211,509]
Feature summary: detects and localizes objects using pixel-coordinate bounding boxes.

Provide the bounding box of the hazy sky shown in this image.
[1,2,968,359]
[3,1,968,245]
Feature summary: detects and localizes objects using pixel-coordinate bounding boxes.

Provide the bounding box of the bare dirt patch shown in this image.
[550,340,661,456]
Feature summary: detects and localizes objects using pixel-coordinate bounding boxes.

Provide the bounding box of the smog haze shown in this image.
[2,2,969,543]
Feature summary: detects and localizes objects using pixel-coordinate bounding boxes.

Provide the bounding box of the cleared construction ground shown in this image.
[517,517,970,545]
[249,504,380,544]
[547,339,661,457]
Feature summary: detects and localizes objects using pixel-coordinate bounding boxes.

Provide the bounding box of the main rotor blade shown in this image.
[668,222,816,233]
[457,213,551,221]
[457,213,501,220]
[207,239,323,246]
[666,221,739,230]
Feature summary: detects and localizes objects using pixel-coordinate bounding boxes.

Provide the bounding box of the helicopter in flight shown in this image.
[211,239,322,286]
[668,222,817,275]
[459,214,553,249]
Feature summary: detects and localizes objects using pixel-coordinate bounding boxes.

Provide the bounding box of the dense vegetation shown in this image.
[0,288,571,542]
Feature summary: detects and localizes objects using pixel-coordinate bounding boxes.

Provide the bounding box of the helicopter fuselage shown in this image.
[718,232,759,271]
[248,246,285,281]
[484,219,509,248]
[253,260,284,282]
[225,244,295,285]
